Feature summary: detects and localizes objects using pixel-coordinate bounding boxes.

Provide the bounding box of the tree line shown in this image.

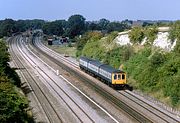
[0,19,44,38]
[0,14,131,39]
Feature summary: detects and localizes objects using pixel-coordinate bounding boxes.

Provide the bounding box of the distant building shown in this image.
[60,37,68,43]
[52,40,61,45]
[47,37,69,45]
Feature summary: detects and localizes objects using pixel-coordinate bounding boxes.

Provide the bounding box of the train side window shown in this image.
[118,74,121,80]
[114,74,117,80]
[122,74,125,79]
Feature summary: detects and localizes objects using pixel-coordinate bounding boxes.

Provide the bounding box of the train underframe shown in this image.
[111,84,133,91]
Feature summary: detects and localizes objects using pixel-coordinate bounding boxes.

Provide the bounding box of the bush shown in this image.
[105,31,118,43]
[0,39,33,122]
[125,47,180,107]
[0,82,31,123]
[124,48,167,91]
[169,21,180,55]
[124,47,151,75]
[0,39,9,67]
[82,38,105,60]
[104,45,134,69]
[0,39,21,87]
[75,31,103,57]
[129,26,158,45]
[150,52,165,67]
[129,27,144,44]
[144,26,158,45]
[169,20,180,42]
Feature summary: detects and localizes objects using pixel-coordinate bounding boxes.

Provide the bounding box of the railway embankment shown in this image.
[67,23,180,111]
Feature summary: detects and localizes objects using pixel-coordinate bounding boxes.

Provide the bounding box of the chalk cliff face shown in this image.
[115,33,132,46]
[153,32,176,51]
[115,27,176,51]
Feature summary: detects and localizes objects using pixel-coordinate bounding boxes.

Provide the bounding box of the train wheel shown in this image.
[108,82,112,87]
[129,86,133,91]
[112,84,115,89]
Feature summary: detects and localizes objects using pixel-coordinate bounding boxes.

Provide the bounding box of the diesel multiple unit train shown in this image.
[79,56,132,90]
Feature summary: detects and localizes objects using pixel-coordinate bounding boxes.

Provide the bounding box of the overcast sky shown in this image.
[0,0,180,21]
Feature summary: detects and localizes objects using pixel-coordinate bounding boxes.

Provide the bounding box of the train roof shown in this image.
[99,64,124,73]
[89,59,103,67]
[80,56,92,62]
[80,56,125,73]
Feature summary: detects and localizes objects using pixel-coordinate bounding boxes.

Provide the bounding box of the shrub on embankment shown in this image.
[128,25,158,45]
[0,39,33,122]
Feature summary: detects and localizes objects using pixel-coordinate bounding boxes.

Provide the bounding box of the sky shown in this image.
[0,0,180,21]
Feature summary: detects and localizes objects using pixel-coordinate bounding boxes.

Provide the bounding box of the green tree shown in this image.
[86,22,99,31]
[0,39,21,86]
[98,18,110,30]
[29,19,45,29]
[169,20,180,42]
[129,27,144,44]
[150,52,165,67]
[169,21,180,54]
[159,53,180,106]
[67,14,86,38]
[0,19,45,37]
[0,19,16,37]
[106,22,130,33]
[144,26,158,44]
[0,82,29,123]
[76,31,103,57]
[14,20,27,32]
[81,38,105,60]
[0,39,9,67]
[42,20,64,36]
[0,39,32,122]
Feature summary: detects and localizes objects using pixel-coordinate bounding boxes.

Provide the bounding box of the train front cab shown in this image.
[111,72,127,90]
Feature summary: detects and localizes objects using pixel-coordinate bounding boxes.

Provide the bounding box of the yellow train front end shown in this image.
[111,72,127,89]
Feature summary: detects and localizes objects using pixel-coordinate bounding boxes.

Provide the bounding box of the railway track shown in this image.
[119,90,180,123]
[17,36,97,123]
[18,37,96,123]
[11,35,122,123]
[8,36,63,123]
[31,36,152,122]
[32,35,180,123]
